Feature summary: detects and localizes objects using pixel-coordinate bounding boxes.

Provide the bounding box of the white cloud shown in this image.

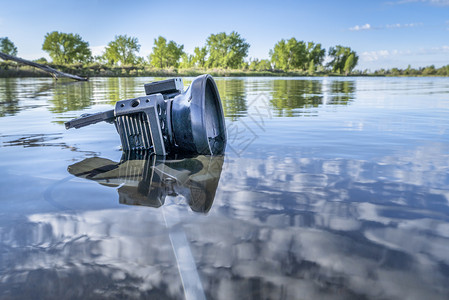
[349,22,423,31]
[394,0,449,5]
[349,24,372,31]
[361,50,394,62]
[385,22,423,28]
[91,45,106,56]
[418,45,449,54]
[360,46,449,62]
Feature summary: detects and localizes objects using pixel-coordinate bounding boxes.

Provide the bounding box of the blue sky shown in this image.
[0,0,448,70]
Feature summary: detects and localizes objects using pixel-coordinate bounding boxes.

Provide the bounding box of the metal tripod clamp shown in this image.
[114,94,168,155]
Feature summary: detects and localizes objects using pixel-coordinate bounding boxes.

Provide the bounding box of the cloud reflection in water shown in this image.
[1,143,448,299]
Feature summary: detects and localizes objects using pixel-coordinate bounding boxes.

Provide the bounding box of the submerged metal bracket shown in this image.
[65,75,226,156]
[146,103,166,155]
[114,94,167,155]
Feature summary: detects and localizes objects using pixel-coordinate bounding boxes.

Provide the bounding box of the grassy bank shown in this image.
[1,61,448,78]
[0,61,320,78]
[0,61,364,78]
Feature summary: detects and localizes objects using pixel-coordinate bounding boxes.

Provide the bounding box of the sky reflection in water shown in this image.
[0,77,448,299]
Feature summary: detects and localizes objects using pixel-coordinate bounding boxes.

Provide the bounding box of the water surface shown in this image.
[0,76,448,299]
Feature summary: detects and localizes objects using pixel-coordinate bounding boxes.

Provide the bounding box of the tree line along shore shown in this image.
[1,32,448,78]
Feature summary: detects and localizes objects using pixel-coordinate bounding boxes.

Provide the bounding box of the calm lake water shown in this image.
[0,76,448,300]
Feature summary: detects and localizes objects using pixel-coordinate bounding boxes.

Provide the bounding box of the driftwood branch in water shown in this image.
[0,52,88,81]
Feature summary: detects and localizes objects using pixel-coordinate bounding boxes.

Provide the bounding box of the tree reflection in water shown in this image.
[49,81,93,113]
[271,79,323,117]
[215,79,247,120]
[327,80,356,105]
[0,78,19,117]
[270,79,355,117]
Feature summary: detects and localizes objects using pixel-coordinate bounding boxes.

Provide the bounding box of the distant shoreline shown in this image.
[1,62,448,78]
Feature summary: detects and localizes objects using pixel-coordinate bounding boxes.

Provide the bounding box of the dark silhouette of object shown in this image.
[65,75,226,156]
[68,153,225,213]
[0,51,88,81]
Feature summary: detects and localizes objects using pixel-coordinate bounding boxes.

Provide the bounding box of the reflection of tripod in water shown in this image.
[68,152,224,213]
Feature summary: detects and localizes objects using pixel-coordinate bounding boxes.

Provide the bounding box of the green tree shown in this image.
[249,58,259,71]
[179,53,194,69]
[343,53,356,75]
[149,36,167,68]
[93,55,107,64]
[33,57,48,64]
[42,31,91,64]
[192,46,207,68]
[269,39,288,70]
[269,38,307,70]
[241,61,249,70]
[135,56,146,66]
[390,68,401,76]
[436,65,449,76]
[257,59,272,71]
[248,58,272,71]
[327,45,358,74]
[206,31,249,69]
[308,60,315,75]
[149,36,184,68]
[306,42,325,68]
[166,40,184,68]
[404,64,419,76]
[104,35,140,65]
[0,37,18,56]
[287,38,308,69]
[422,65,436,75]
